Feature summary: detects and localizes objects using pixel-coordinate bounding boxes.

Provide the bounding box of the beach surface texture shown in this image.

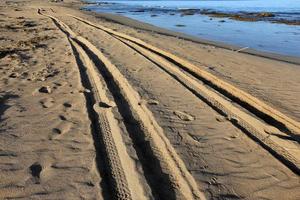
[0,0,300,199]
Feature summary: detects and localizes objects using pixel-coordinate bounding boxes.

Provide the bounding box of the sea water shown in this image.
[85,0,300,57]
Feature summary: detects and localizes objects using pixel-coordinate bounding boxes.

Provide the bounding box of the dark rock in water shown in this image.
[97,2,116,6]
[257,12,275,17]
[272,19,300,25]
[131,9,146,13]
[180,9,199,16]
[219,20,226,23]
[175,24,186,27]
[197,10,300,25]
[151,14,158,17]
[84,8,91,11]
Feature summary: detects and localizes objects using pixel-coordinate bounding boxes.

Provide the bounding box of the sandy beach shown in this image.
[0,0,300,199]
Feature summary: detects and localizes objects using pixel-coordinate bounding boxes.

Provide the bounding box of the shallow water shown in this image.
[86,0,300,57]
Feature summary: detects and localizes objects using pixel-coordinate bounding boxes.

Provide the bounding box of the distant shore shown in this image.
[82,1,300,61]
[179,9,300,25]
[80,8,300,65]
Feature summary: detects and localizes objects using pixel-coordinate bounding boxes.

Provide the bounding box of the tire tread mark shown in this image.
[38,9,133,200]
[114,37,300,175]
[70,15,300,139]
[39,9,205,200]
[68,16,300,175]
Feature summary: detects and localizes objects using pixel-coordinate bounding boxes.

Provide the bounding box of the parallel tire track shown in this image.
[39,9,205,200]
[115,37,300,175]
[38,9,135,200]
[70,40,134,200]
[69,15,300,175]
[70,15,300,138]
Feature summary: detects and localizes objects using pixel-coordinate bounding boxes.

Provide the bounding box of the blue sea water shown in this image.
[85,0,300,57]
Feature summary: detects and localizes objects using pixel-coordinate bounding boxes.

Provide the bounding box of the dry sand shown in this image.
[0,0,300,199]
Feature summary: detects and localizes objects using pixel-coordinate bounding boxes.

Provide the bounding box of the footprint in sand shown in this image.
[63,102,72,108]
[9,72,19,78]
[173,110,195,121]
[38,86,51,94]
[59,115,67,121]
[39,97,54,108]
[52,128,62,134]
[29,162,42,184]
[51,122,72,139]
[93,101,116,113]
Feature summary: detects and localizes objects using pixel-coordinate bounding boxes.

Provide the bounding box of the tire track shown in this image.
[38,9,139,200]
[39,9,205,200]
[114,37,300,175]
[68,15,300,175]
[70,15,300,138]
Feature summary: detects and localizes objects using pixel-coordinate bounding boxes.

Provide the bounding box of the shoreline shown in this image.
[80,9,300,65]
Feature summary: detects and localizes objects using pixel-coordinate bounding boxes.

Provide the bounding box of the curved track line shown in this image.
[38,9,137,200]
[70,40,147,200]
[70,15,300,138]
[115,37,300,175]
[69,15,300,174]
[40,10,205,200]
